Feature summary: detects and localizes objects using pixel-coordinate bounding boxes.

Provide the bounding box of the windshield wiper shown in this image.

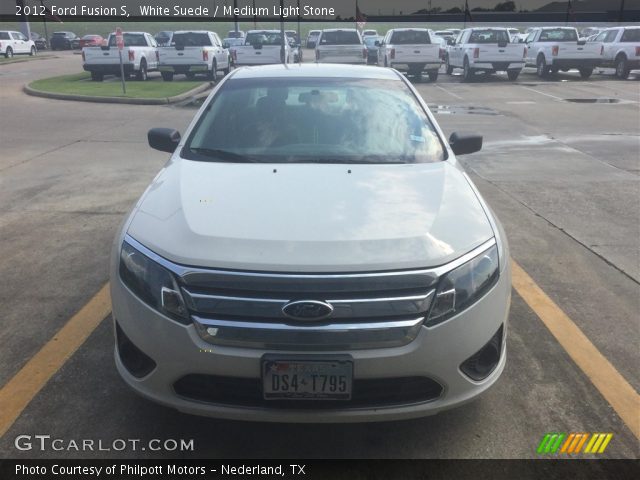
[189,148,259,163]
[296,158,407,164]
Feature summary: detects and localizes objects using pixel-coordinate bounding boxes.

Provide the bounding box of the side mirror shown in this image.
[222,42,229,49]
[449,132,482,156]
[447,39,455,46]
[374,40,380,46]
[148,128,181,153]
[577,39,586,46]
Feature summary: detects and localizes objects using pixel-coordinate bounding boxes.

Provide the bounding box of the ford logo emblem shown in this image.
[282,300,334,321]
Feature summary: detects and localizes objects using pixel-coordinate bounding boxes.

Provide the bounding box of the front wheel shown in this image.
[445,56,454,74]
[615,56,630,79]
[579,67,593,79]
[462,58,473,82]
[5,47,13,58]
[90,71,104,81]
[135,60,148,81]
[428,69,439,82]
[536,55,549,78]
[507,69,520,81]
[207,61,218,82]
[30,46,36,56]
[161,71,174,82]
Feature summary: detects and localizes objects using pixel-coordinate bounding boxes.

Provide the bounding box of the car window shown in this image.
[390,30,431,45]
[594,31,607,42]
[245,32,282,46]
[468,30,510,44]
[621,29,640,42]
[525,31,536,43]
[539,29,578,42]
[0,32,9,40]
[319,31,361,45]
[604,30,619,42]
[172,32,212,47]
[185,77,445,165]
[108,33,147,47]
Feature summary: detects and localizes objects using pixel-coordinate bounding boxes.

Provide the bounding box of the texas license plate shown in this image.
[262,358,353,400]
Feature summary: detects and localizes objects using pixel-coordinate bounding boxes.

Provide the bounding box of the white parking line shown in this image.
[435,85,464,100]
[520,86,563,101]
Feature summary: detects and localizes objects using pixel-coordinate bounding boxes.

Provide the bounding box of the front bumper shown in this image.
[111,259,511,423]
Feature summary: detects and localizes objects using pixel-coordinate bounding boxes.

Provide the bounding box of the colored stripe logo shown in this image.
[537,433,613,454]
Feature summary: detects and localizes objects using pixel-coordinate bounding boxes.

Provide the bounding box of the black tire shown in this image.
[536,55,549,78]
[462,57,473,82]
[5,47,13,59]
[507,69,520,81]
[136,60,148,81]
[579,67,593,79]
[161,71,174,82]
[222,59,230,75]
[384,57,388,68]
[90,71,104,82]
[428,69,439,82]
[445,55,454,75]
[207,60,218,82]
[185,72,196,80]
[615,55,630,80]
[30,46,36,56]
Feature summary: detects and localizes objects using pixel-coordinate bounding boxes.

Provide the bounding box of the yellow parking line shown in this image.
[0,284,111,439]
[511,261,640,440]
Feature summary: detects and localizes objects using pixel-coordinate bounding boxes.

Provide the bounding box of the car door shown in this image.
[11,32,26,53]
[450,31,466,66]
[212,33,228,69]
[145,33,158,69]
[524,30,538,64]
[601,29,620,61]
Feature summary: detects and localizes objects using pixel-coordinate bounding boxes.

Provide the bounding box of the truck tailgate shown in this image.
[317,45,363,61]
[159,47,204,64]
[555,42,600,59]
[235,46,281,64]
[477,44,525,62]
[394,44,440,62]
[83,47,127,65]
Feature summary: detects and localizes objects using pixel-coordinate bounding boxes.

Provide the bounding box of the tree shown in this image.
[494,1,516,11]
[445,7,462,13]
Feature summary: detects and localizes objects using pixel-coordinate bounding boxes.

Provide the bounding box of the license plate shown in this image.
[262,358,353,400]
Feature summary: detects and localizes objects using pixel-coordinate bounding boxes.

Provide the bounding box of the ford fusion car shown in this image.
[111,64,511,422]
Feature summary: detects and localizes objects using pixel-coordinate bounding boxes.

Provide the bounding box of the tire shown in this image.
[507,69,520,81]
[5,47,13,59]
[579,67,593,79]
[428,69,439,82]
[185,72,196,80]
[462,57,473,82]
[536,55,549,78]
[615,55,630,80]
[161,71,174,82]
[135,60,148,81]
[90,71,104,82]
[30,46,36,56]
[222,59,230,75]
[207,60,218,82]
[445,55,454,75]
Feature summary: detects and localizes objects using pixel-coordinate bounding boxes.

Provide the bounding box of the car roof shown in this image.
[389,28,430,32]
[247,30,281,34]
[173,30,213,34]
[321,28,358,32]
[231,63,401,80]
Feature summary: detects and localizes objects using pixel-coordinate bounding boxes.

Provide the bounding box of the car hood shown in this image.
[127,159,494,272]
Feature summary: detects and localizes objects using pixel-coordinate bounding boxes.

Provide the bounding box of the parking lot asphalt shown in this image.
[0,50,638,459]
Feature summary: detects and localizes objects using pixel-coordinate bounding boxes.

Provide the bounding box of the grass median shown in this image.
[29,72,207,99]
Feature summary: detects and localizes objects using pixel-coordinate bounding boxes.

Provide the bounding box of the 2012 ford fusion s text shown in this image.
[110,63,511,422]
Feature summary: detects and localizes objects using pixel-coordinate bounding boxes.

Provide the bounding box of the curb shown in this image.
[23,81,213,105]
[0,55,57,66]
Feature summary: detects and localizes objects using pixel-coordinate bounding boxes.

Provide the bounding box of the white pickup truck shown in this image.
[158,31,230,82]
[594,26,640,79]
[315,29,366,64]
[524,27,601,79]
[233,30,290,66]
[377,28,442,82]
[82,32,158,81]
[446,28,526,81]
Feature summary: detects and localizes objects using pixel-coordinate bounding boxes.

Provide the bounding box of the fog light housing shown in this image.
[116,321,156,378]
[460,325,503,381]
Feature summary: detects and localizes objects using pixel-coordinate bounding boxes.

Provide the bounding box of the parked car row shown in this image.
[307,26,639,82]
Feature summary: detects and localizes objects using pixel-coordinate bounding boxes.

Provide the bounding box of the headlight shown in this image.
[426,245,499,327]
[119,241,189,324]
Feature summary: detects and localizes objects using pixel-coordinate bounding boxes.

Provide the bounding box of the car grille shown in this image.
[173,374,443,409]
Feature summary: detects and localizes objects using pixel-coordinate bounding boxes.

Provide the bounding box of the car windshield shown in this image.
[469,30,510,43]
[363,37,379,46]
[390,30,431,44]
[320,31,361,45]
[108,33,147,47]
[245,32,282,46]
[172,32,211,47]
[539,29,578,42]
[184,77,445,164]
[621,29,640,42]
